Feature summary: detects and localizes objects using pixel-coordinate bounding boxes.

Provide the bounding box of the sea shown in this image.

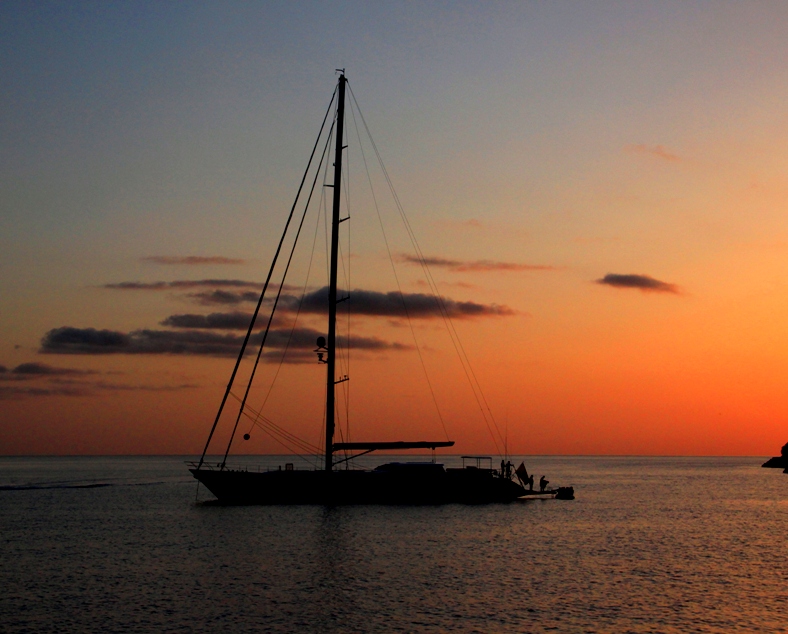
[0,455,785,633]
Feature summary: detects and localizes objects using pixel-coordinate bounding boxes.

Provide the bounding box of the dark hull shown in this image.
[191,467,526,505]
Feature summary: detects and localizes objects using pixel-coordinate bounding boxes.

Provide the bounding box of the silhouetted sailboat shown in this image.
[190,73,565,504]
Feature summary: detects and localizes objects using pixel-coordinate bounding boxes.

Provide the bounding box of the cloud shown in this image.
[414,279,476,290]
[48,377,198,392]
[41,328,133,353]
[263,327,410,352]
[140,256,246,265]
[173,287,513,319]
[12,362,97,376]
[0,360,198,399]
[0,372,28,382]
[103,279,261,290]
[0,362,98,380]
[0,380,197,400]
[41,327,239,356]
[40,326,408,357]
[596,273,679,294]
[186,290,261,305]
[277,286,515,319]
[0,385,89,399]
[399,254,555,273]
[161,312,254,330]
[625,144,680,162]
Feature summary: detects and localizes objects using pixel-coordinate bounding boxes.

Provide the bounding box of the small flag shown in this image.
[515,462,528,482]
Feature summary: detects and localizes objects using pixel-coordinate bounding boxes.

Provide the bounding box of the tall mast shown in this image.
[325,73,346,472]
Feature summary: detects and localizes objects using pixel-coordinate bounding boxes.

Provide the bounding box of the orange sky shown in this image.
[1,3,787,456]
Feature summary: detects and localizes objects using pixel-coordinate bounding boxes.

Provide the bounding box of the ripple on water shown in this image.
[0,456,786,633]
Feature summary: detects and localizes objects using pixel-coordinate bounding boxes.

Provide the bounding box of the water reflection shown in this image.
[0,456,785,632]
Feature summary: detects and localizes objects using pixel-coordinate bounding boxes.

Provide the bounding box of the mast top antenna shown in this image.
[336,68,345,75]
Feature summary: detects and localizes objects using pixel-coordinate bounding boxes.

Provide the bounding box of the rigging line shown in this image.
[348,85,504,452]
[245,411,321,458]
[342,103,351,223]
[344,148,352,444]
[241,411,318,464]
[233,402,320,459]
[335,399,347,460]
[335,238,351,442]
[318,391,326,457]
[221,119,335,468]
[401,245,505,451]
[228,392,322,455]
[314,168,330,458]
[347,91,450,443]
[245,149,331,438]
[197,86,337,468]
[225,392,317,450]
[222,126,333,463]
[386,204,503,451]
[226,395,323,455]
[347,91,449,442]
[226,398,322,455]
[338,97,352,436]
[347,83,502,447]
[246,415,320,459]
[317,116,334,459]
[323,112,337,296]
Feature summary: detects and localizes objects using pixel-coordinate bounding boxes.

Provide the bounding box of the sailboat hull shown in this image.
[191,467,526,505]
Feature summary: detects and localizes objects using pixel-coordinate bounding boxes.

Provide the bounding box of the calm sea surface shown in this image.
[0,455,785,633]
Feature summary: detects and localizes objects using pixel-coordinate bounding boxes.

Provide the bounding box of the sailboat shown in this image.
[189,73,571,504]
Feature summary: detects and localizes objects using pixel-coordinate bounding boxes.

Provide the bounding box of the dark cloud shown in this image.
[596,273,679,294]
[141,256,246,265]
[161,312,254,330]
[103,279,261,290]
[90,381,198,392]
[12,362,97,376]
[280,287,515,319]
[186,290,261,305]
[41,328,133,353]
[0,362,98,381]
[263,327,409,352]
[0,381,197,400]
[399,254,555,273]
[184,284,298,305]
[41,327,239,356]
[174,286,513,318]
[40,326,407,357]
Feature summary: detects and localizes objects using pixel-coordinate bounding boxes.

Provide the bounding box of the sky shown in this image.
[2,1,787,457]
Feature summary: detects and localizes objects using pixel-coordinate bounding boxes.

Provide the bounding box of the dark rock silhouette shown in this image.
[761,442,788,469]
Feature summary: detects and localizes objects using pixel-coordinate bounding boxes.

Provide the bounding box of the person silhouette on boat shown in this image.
[539,475,549,492]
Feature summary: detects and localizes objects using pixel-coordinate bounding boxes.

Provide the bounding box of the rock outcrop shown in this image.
[761,442,788,469]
